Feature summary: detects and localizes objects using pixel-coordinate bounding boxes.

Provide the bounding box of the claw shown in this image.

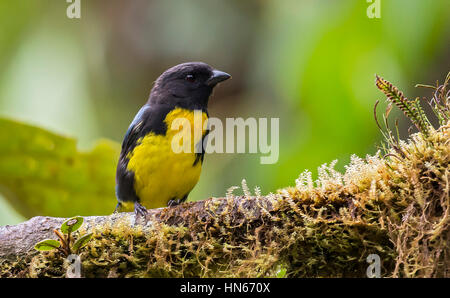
[134,202,148,218]
[168,199,180,207]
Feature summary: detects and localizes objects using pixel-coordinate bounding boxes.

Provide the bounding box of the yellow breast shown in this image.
[126,108,208,209]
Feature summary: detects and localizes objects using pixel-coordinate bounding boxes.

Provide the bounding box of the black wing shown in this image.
[116,104,171,203]
[120,105,150,156]
[116,105,150,203]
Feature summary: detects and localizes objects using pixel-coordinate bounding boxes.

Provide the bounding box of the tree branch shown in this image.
[1,124,448,278]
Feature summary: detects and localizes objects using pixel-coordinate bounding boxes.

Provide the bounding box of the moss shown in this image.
[0,258,30,278]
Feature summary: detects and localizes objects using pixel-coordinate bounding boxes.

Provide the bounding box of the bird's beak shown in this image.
[206,69,231,86]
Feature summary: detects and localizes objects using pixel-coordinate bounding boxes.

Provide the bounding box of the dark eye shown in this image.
[185,74,196,82]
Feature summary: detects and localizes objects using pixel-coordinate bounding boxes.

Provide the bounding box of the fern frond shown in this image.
[375,75,430,136]
[411,98,430,136]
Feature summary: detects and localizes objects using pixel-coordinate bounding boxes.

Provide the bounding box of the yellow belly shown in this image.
[126,108,207,209]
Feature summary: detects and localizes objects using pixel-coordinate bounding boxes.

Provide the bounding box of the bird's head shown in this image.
[149,62,231,110]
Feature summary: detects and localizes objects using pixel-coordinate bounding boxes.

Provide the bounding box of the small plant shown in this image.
[415,72,450,126]
[375,75,431,136]
[374,73,449,155]
[34,216,93,257]
[226,179,263,198]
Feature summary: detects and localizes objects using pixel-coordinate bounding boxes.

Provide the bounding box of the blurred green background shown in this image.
[0,0,449,225]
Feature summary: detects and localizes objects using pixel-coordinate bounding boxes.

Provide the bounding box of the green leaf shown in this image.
[61,216,84,234]
[276,266,287,278]
[0,118,120,218]
[72,233,93,253]
[34,239,61,251]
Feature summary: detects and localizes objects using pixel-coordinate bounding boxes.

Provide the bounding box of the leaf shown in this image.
[61,216,84,234]
[0,118,120,218]
[72,233,93,253]
[34,239,61,251]
[276,267,287,278]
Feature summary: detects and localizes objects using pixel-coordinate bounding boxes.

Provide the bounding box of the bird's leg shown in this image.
[113,202,122,214]
[168,194,188,207]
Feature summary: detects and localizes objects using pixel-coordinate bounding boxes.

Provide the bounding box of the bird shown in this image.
[115,62,231,216]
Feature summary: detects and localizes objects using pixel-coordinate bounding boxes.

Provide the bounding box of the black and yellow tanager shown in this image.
[115,62,231,216]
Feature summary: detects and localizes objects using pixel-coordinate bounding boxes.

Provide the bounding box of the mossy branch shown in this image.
[0,121,448,277]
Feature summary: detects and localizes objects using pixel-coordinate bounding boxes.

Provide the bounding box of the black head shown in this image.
[148,62,231,110]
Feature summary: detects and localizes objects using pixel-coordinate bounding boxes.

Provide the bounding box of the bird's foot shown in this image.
[168,199,181,207]
[134,202,148,224]
[113,202,122,214]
